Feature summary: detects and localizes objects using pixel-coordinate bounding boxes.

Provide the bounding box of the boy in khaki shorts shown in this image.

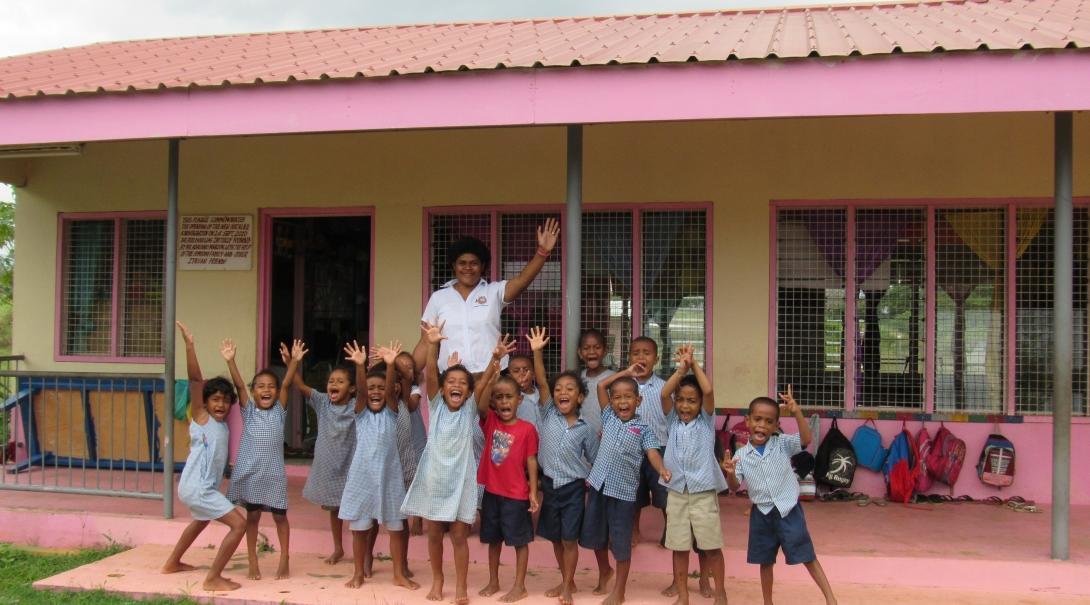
[659,346,728,605]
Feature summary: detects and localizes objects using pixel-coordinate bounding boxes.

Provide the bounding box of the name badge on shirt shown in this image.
[627,426,642,436]
[475,295,488,305]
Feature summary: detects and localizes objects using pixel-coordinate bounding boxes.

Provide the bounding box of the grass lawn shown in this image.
[0,543,196,604]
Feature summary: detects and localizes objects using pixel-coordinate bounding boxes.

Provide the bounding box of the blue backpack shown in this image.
[851,419,888,472]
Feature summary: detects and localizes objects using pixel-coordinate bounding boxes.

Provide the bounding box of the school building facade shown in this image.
[0,0,1088,542]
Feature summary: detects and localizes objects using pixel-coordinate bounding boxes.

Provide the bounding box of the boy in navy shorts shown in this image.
[581,373,671,605]
[722,386,837,605]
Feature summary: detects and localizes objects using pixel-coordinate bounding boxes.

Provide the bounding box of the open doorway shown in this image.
[259,208,372,459]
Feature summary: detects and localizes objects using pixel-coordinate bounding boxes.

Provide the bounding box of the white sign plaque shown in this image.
[179,215,253,270]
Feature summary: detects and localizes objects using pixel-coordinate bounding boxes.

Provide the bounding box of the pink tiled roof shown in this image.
[1,0,1088,99]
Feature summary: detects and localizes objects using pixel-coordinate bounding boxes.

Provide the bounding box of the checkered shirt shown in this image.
[538,399,599,488]
[227,401,288,509]
[516,387,541,433]
[661,410,728,495]
[735,432,803,517]
[579,368,616,436]
[586,406,660,502]
[636,374,669,444]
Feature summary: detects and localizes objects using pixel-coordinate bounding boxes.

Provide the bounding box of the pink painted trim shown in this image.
[53,211,168,363]
[631,210,642,340]
[1006,205,1017,416]
[256,207,375,368]
[4,52,1090,146]
[773,197,1090,208]
[768,206,778,397]
[843,208,856,411]
[925,207,937,414]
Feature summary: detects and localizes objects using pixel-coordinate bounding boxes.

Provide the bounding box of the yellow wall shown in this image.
[11,112,1090,405]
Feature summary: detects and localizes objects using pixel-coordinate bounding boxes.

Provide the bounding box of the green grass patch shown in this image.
[0,543,196,604]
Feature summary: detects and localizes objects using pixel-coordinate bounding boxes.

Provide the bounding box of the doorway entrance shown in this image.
[259,208,373,456]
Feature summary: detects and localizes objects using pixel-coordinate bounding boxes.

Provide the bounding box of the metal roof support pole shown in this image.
[1052,112,1073,560]
[565,125,583,370]
[162,139,180,519]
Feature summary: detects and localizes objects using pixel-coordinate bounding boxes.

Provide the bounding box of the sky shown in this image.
[0,0,873,58]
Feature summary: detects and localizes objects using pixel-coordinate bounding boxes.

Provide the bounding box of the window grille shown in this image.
[933,209,1005,412]
[1015,208,1089,415]
[854,209,926,409]
[581,212,633,369]
[641,211,707,376]
[60,217,165,359]
[499,212,563,375]
[776,209,845,408]
[61,220,115,356]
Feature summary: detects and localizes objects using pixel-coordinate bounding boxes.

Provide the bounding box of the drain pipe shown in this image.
[565,125,583,370]
[163,139,179,519]
[1051,112,1072,561]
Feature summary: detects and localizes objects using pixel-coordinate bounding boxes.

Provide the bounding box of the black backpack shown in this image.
[815,418,856,488]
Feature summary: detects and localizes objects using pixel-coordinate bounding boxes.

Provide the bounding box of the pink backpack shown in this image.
[925,424,966,487]
[915,425,933,493]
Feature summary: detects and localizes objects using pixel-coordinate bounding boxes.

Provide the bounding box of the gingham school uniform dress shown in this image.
[636,374,669,444]
[579,368,616,436]
[516,387,541,434]
[586,407,660,501]
[538,399,599,486]
[227,401,288,511]
[401,393,480,524]
[339,407,406,531]
[735,433,804,517]
[302,391,357,508]
[662,410,728,494]
[396,399,425,489]
[178,418,235,521]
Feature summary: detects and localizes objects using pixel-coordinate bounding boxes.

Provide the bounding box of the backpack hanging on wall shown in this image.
[977,432,1016,488]
[925,423,967,487]
[793,414,821,501]
[914,423,934,493]
[851,419,889,472]
[815,417,856,488]
[883,422,920,503]
[729,418,751,456]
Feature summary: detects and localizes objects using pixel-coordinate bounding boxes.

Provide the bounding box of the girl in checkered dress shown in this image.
[223,339,304,581]
[339,341,420,591]
[288,345,359,565]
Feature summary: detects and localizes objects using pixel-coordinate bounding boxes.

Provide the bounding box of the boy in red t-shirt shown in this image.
[477,342,540,603]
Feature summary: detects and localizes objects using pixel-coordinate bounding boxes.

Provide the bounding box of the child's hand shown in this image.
[660,469,672,483]
[526,326,550,352]
[219,338,236,362]
[623,362,645,377]
[672,346,690,374]
[492,333,516,360]
[379,340,402,365]
[537,217,560,254]
[779,384,800,416]
[290,339,308,361]
[721,455,738,477]
[343,340,367,366]
[175,321,195,346]
[278,342,291,365]
[528,492,540,514]
[678,344,696,368]
[368,347,383,367]
[421,321,447,345]
[447,351,462,368]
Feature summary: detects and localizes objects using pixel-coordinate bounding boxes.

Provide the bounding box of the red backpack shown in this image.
[925,424,966,487]
[914,424,934,493]
[883,423,920,503]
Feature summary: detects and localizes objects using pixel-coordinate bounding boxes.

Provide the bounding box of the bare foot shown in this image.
[662,582,679,597]
[247,562,262,581]
[394,574,422,591]
[671,597,690,605]
[547,583,578,598]
[402,564,415,579]
[699,578,714,599]
[593,568,614,595]
[500,586,528,602]
[203,575,241,592]
[601,591,624,605]
[345,573,365,588]
[479,581,501,597]
[363,553,373,578]
[161,561,196,574]
[560,586,574,605]
[275,557,290,580]
[427,579,444,601]
[713,592,728,605]
[324,549,344,565]
[455,593,470,605]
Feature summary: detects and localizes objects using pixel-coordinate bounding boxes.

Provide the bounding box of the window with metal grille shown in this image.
[426,206,710,378]
[59,215,166,360]
[1015,208,1089,415]
[775,209,845,408]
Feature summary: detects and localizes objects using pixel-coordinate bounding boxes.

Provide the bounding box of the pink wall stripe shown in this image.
[3,52,1090,146]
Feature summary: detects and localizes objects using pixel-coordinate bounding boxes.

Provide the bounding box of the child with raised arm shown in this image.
[476,334,539,602]
[161,322,247,592]
[659,345,728,605]
[401,320,500,605]
[721,387,837,605]
[224,338,304,581]
[529,327,599,605]
[290,344,358,564]
[339,341,420,591]
[597,337,668,545]
[506,353,541,433]
[581,366,672,605]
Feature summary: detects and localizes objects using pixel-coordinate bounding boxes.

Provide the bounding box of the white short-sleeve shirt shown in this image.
[422,278,509,373]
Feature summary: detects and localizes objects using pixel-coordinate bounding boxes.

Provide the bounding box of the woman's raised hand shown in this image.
[537,217,560,253]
